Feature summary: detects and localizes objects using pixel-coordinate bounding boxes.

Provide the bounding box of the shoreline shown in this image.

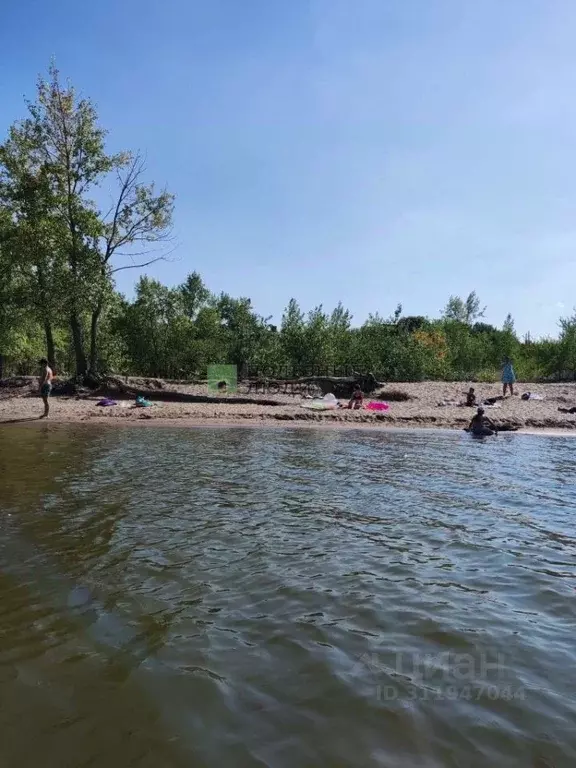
[2,416,576,438]
[2,380,575,436]
[2,409,576,439]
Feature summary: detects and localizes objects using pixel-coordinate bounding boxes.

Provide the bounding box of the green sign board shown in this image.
[207,364,238,394]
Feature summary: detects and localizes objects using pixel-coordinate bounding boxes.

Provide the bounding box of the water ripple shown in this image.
[0,425,575,767]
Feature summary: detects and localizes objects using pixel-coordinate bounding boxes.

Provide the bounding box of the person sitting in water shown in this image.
[348,384,364,410]
[501,357,516,396]
[465,387,477,407]
[468,407,497,437]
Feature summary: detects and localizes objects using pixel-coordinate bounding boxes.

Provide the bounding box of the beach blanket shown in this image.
[301,400,338,411]
[366,401,389,411]
[300,393,339,411]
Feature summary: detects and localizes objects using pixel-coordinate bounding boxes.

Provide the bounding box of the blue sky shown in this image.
[1,0,575,337]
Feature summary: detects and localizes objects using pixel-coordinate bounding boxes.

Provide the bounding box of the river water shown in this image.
[0,424,575,767]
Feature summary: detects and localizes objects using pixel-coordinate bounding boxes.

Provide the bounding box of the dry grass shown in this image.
[376,388,414,402]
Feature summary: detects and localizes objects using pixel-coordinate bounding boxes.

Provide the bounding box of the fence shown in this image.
[241,364,357,380]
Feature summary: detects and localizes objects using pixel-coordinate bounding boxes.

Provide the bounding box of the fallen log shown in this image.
[245,379,322,396]
[246,373,383,398]
[0,376,35,390]
[95,376,283,406]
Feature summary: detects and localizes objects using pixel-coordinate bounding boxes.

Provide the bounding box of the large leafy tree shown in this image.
[443,291,486,325]
[117,277,191,377]
[0,210,21,375]
[0,63,173,377]
[0,208,48,375]
[329,302,353,370]
[216,293,272,373]
[280,299,305,374]
[92,152,173,371]
[0,135,68,367]
[557,310,576,376]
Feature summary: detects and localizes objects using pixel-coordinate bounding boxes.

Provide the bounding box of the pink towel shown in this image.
[366,401,389,411]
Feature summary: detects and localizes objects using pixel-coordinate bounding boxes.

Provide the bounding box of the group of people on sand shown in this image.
[435,359,520,435]
[466,358,517,437]
[464,357,517,406]
[32,356,519,426]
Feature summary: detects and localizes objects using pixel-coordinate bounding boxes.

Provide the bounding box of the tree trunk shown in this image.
[70,313,87,376]
[0,354,4,380]
[89,306,101,373]
[44,320,56,370]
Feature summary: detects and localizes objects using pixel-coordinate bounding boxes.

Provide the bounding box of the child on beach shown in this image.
[501,357,516,397]
[348,384,364,409]
[38,358,53,418]
[465,387,476,407]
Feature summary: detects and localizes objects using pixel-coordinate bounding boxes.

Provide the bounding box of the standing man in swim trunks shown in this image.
[38,358,53,418]
[501,357,516,397]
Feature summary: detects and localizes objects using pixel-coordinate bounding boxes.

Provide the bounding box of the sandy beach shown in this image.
[1,379,575,433]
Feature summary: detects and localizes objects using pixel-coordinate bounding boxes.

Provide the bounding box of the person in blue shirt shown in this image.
[501,357,516,397]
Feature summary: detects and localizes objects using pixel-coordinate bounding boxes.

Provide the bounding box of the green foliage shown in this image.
[556,311,576,375]
[503,313,515,334]
[397,316,429,334]
[280,299,305,372]
[475,368,499,383]
[0,62,173,376]
[443,291,485,325]
[0,251,574,381]
[0,69,574,384]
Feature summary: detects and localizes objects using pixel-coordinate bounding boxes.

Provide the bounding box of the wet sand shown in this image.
[1,381,575,433]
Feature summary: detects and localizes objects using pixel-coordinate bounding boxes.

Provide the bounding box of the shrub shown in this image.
[475,368,499,383]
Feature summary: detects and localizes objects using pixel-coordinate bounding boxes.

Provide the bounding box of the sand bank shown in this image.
[1,380,575,433]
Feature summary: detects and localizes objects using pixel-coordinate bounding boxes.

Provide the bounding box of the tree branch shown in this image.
[111,256,166,273]
[102,152,143,263]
